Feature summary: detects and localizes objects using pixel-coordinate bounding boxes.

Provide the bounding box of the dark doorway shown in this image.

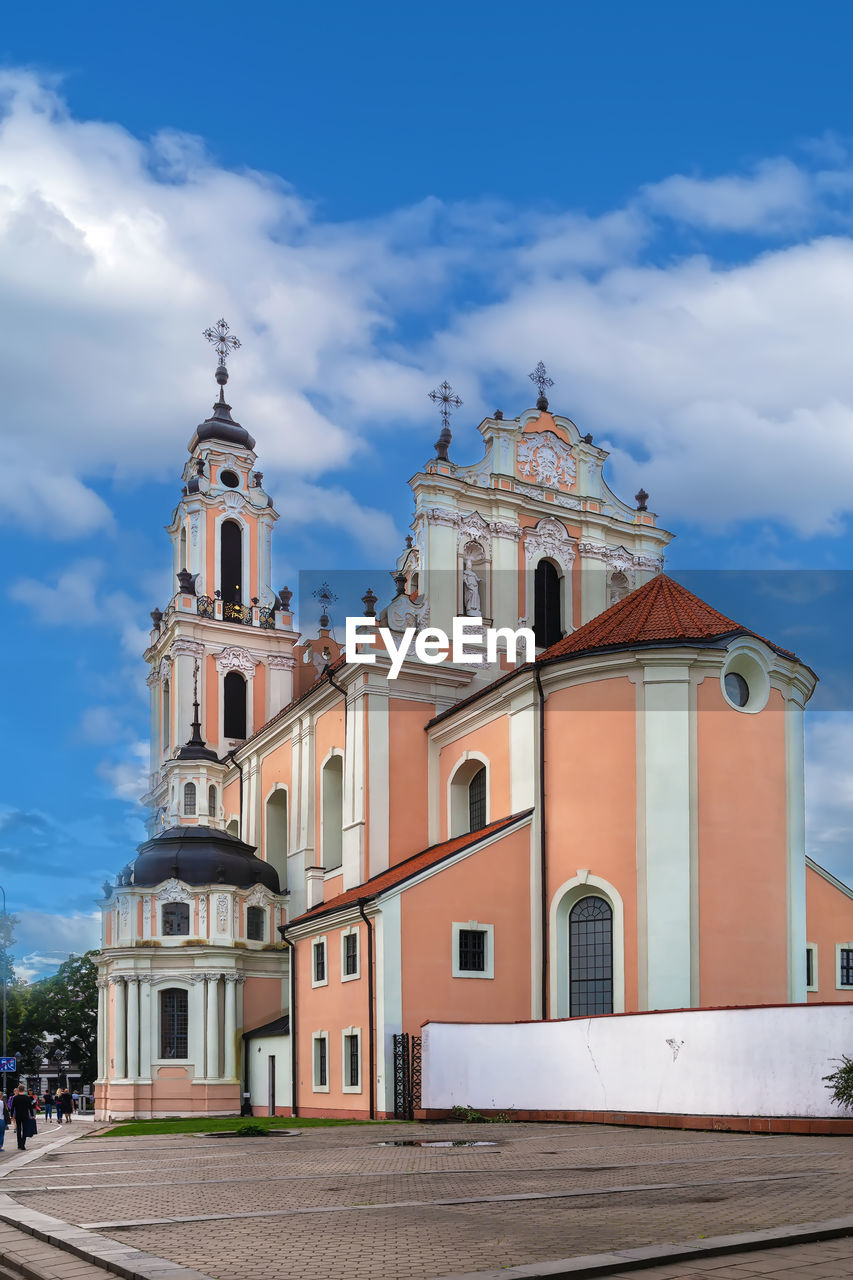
[223,671,247,739]
[220,520,242,605]
[534,560,562,648]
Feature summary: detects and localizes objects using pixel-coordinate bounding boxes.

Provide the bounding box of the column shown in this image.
[97,982,107,1080]
[139,979,152,1078]
[126,978,140,1079]
[206,976,220,1079]
[113,978,126,1079]
[223,976,237,1080]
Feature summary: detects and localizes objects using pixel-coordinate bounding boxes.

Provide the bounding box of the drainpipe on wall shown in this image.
[358,900,376,1120]
[277,922,298,1119]
[534,665,548,1021]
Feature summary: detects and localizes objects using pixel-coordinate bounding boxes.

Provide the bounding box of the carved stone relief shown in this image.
[517,432,576,489]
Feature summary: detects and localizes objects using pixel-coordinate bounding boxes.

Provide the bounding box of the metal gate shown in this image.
[392,1032,421,1119]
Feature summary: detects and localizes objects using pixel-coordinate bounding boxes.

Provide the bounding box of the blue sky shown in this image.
[4,1,853,978]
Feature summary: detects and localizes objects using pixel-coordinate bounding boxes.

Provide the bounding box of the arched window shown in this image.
[321,755,343,870]
[223,670,247,739]
[160,988,188,1058]
[449,758,489,837]
[208,784,217,819]
[265,789,288,891]
[247,906,265,941]
[468,767,486,832]
[534,560,562,648]
[162,902,190,937]
[569,896,613,1016]
[220,520,242,605]
[183,782,196,816]
[162,680,171,752]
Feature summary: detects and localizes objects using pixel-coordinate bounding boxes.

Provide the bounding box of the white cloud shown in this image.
[11,909,100,981]
[96,741,148,803]
[806,714,853,883]
[8,559,104,624]
[641,158,815,233]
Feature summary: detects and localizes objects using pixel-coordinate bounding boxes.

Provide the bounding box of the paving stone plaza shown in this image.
[2,1119,853,1279]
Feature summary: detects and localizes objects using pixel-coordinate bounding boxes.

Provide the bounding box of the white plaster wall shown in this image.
[422,1005,853,1118]
[247,1034,291,1113]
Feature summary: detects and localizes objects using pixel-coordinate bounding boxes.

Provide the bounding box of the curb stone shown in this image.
[433,1213,853,1278]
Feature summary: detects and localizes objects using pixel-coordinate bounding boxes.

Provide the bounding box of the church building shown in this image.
[95,329,853,1121]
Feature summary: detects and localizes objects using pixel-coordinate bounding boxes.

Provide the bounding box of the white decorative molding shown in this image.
[636,554,664,573]
[524,518,576,569]
[190,513,200,547]
[216,646,257,676]
[146,670,159,688]
[553,493,583,511]
[142,897,151,934]
[233,898,240,934]
[267,654,296,670]
[156,879,192,904]
[216,894,230,932]
[171,639,205,658]
[423,506,459,527]
[244,884,273,908]
[158,657,173,679]
[385,594,430,633]
[118,896,130,932]
[577,541,610,563]
[457,511,492,555]
[517,432,576,489]
[199,895,208,935]
[223,489,246,512]
[491,521,522,541]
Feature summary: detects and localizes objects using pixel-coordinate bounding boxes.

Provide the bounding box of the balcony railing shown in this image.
[223,601,252,625]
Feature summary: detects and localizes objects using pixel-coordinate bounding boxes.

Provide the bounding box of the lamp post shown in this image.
[0,884,7,1096]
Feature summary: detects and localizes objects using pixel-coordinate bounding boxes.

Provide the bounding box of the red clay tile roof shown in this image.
[287,810,533,926]
[539,573,794,661]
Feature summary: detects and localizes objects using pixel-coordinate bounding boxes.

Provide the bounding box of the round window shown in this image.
[724,672,750,707]
[220,469,240,489]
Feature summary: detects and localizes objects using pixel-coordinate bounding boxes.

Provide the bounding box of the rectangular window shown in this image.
[246,906,265,941]
[162,902,190,937]
[313,1035,328,1089]
[160,989,188,1059]
[313,940,326,984]
[344,932,358,977]
[345,1033,359,1088]
[841,948,853,986]
[458,928,486,972]
[806,946,813,988]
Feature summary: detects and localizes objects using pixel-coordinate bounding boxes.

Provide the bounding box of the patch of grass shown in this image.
[99,1115,399,1137]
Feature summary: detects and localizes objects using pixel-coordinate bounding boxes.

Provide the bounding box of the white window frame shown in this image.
[246,903,267,944]
[447,752,490,838]
[835,942,853,990]
[312,1031,330,1092]
[806,941,818,993]
[311,936,328,988]
[341,1026,362,1094]
[451,920,494,979]
[340,926,360,982]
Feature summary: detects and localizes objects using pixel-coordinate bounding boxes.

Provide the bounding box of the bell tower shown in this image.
[143,320,299,833]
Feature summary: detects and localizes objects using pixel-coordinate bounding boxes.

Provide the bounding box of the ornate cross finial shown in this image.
[429,380,462,461]
[203,318,241,402]
[529,361,554,410]
[313,581,338,628]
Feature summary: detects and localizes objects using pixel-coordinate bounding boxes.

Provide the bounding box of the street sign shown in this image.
[0,1057,17,1073]
[83,1085,91,1095]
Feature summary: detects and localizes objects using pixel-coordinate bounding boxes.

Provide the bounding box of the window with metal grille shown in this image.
[162,902,190,936]
[208,784,217,818]
[569,896,613,1016]
[160,988,188,1059]
[468,767,486,832]
[183,782,196,815]
[247,906,265,941]
[806,946,814,988]
[344,932,358,976]
[458,928,486,972]
[313,940,326,983]
[314,1036,327,1087]
[841,948,853,986]
[345,1033,360,1088]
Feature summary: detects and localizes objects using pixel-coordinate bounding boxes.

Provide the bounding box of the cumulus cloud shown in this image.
[641,158,815,233]
[12,910,101,980]
[805,714,853,883]
[97,741,149,803]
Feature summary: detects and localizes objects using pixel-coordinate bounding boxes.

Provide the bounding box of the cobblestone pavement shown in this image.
[607,1236,853,1278]
[3,1121,852,1279]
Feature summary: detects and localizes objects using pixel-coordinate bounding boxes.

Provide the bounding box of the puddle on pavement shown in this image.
[376,1139,499,1148]
[203,1129,302,1138]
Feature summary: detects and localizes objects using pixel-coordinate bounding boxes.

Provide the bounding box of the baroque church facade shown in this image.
[96,339,853,1121]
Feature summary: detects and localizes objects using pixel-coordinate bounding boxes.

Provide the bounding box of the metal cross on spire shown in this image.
[529,361,554,409]
[203,318,242,367]
[428,380,462,430]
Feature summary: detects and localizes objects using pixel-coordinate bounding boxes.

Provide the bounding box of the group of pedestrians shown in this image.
[0,1085,77,1152]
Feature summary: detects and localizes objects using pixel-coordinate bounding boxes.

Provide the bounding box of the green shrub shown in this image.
[235,1121,269,1136]
[450,1104,485,1123]
[823,1055,853,1108]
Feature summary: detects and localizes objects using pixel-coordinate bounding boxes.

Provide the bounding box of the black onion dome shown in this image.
[188,400,256,453]
[132,825,279,893]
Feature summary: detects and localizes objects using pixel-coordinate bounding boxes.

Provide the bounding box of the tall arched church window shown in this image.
[160,988,188,1058]
[220,520,242,605]
[534,560,562,648]
[162,680,171,751]
[208,784,217,819]
[321,756,343,871]
[265,789,288,890]
[223,670,247,739]
[569,896,613,1016]
[183,782,196,816]
[468,766,486,833]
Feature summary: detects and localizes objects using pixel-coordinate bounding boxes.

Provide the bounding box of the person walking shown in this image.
[43,1090,54,1122]
[54,1088,63,1124]
[0,1094,9,1151]
[60,1088,73,1124]
[9,1086,35,1150]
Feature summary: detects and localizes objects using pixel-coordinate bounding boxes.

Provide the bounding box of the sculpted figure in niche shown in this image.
[463,557,482,616]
